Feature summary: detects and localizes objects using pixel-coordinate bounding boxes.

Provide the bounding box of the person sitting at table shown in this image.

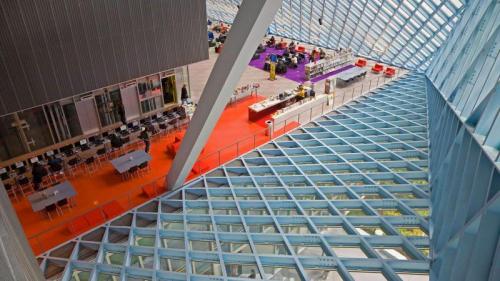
[319,48,326,59]
[110,133,123,149]
[290,56,298,68]
[296,84,306,100]
[266,36,275,47]
[139,127,151,153]
[48,156,63,173]
[32,162,48,191]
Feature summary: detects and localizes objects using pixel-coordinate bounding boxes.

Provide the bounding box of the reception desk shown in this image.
[272,94,329,130]
[248,91,296,121]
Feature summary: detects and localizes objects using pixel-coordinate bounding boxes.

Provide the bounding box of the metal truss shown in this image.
[38,73,432,281]
[206,0,466,72]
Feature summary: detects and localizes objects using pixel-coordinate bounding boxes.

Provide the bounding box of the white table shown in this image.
[110,150,151,174]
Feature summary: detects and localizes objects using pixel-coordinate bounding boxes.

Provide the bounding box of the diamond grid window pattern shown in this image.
[39,73,430,280]
[207,0,465,72]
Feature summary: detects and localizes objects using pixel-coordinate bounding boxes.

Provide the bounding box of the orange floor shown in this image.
[14,95,299,255]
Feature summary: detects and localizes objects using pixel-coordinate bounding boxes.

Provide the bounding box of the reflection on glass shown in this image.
[134,235,155,247]
[329,193,350,200]
[220,241,252,254]
[393,192,417,199]
[225,263,260,278]
[332,245,368,258]
[243,208,269,215]
[280,224,311,234]
[305,268,343,281]
[273,208,300,216]
[398,273,430,281]
[130,254,154,268]
[317,225,348,235]
[396,226,428,237]
[161,237,185,249]
[162,221,184,230]
[349,271,388,281]
[262,265,301,280]
[188,223,212,231]
[359,193,383,199]
[70,269,91,281]
[160,257,185,272]
[413,208,429,217]
[374,247,412,260]
[103,251,124,265]
[212,208,238,215]
[190,240,217,252]
[339,208,369,216]
[292,244,326,256]
[355,225,387,236]
[255,242,289,255]
[191,260,222,276]
[376,208,403,216]
[97,272,120,281]
[217,223,245,233]
[247,223,278,233]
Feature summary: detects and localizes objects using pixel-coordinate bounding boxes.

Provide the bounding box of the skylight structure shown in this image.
[38,73,432,281]
[207,0,466,71]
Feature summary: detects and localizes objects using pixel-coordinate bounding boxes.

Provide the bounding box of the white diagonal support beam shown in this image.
[167,0,283,189]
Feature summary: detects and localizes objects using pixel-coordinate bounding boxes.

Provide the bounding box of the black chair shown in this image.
[17,177,33,196]
[44,203,59,220]
[85,156,97,174]
[5,183,17,201]
[96,148,108,165]
[66,158,81,177]
[56,198,71,213]
[126,166,139,179]
[138,162,150,176]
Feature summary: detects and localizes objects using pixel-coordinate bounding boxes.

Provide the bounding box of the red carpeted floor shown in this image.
[15,95,299,255]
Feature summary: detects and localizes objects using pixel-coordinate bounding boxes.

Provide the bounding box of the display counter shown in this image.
[272,94,329,129]
[305,49,354,80]
[248,91,296,121]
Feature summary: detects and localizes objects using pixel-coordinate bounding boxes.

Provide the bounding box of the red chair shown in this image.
[142,184,158,199]
[296,46,306,53]
[355,58,367,67]
[84,208,106,227]
[384,67,396,77]
[102,201,124,219]
[372,63,384,74]
[68,216,90,235]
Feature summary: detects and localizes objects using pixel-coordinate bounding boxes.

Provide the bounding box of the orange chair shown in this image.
[68,216,90,235]
[142,184,158,199]
[384,67,396,77]
[296,46,306,53]
[372,63,384,74]
[102,201,124,219]
[277,42,287,49]
[84,208,106,227]
[355,58,367,67]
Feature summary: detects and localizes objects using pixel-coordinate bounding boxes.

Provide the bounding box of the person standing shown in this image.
[139,127,151,153]
[181,84,189,104]
[32,162,48,191]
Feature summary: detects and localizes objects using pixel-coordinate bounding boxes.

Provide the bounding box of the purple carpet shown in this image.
[249,47,354,83]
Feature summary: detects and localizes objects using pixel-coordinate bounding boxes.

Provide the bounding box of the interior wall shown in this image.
[0,0,208,117]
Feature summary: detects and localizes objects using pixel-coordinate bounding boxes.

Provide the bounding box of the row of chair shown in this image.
[68,201,124,235]
[355,58,397,77]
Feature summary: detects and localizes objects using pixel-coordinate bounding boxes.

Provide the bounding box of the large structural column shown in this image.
[167,0,283,189]
[0,182,44,281]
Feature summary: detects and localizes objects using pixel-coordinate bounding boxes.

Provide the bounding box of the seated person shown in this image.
[276,38,285,49]
[296,85,306,100]
[31,163,48,191]
[266,36,276,47]
[256,43,266,53]
[110,133,123,149]
[298,52,306,62]
[289,41,295,49]
[319,48,326,59]
[48,156,63,173]
[276,61,287,74]
[290,56,298,68]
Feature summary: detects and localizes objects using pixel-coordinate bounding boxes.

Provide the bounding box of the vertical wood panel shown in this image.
[0,0,208,116]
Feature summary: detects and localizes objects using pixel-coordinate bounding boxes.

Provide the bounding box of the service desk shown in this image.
[248,92,296,122]
[272,94,329,130]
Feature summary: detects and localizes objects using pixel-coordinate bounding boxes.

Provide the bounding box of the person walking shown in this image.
[139,127,151,153]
